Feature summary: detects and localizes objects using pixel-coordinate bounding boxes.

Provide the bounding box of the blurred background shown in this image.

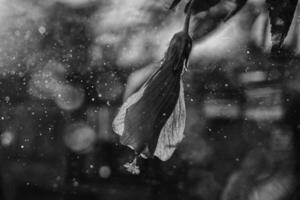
[0,0,299,200]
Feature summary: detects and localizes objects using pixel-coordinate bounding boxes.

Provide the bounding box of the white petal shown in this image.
[154,80,186,161]
[112,86,145,136]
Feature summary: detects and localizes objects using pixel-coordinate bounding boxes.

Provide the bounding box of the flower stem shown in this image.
[184,0,194,34]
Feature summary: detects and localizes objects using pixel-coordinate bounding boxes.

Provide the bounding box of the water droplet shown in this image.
[99,166,111,178]
[38,26,46,35]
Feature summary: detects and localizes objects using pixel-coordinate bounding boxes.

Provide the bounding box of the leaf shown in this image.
[266,0,299,52]
[185,0,221,14]
[169,0,247,19]
[191,0,260,42]
[169,0,221,14]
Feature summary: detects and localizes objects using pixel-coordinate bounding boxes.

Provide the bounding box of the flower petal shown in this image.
[112,86,146,136]
[122,71,180,154]
[154,80,186,161]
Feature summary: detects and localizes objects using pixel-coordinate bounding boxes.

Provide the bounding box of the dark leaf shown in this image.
[266,0,299,52]
[169,0,221,13]
[185,0,221,14]
[191,0,260,41]
[169,0,246,18]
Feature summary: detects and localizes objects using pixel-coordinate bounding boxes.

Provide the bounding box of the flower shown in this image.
[112,31,192,161]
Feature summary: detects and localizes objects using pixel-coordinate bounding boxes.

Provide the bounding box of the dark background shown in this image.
[0,0,299,200]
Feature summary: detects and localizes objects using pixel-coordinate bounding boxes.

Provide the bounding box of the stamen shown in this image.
[123,156,140,175]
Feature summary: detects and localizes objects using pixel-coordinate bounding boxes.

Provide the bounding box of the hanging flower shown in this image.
[113,0,194,174]
[113,30,192,162]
